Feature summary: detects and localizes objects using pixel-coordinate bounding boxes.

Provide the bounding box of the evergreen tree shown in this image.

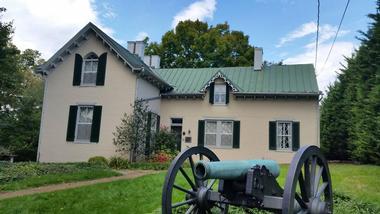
[320,1,380,164]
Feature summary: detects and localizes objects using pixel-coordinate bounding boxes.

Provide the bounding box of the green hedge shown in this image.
[0,162,109,184]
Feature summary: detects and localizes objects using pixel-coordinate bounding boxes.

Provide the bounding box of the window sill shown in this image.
[213,103,227,106]
[68,141,96,144]
[273,149,294,153]
[205,146,234,149]
[77,85,97,87]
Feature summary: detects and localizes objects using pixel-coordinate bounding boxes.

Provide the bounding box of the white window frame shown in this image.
[74,105,94,143]
[205,120,233,148]
[81,57,98,86]
[213,83,226,105]
[276,121,292,151]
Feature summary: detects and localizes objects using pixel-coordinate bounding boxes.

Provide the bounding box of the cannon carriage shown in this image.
[162,145,332,214]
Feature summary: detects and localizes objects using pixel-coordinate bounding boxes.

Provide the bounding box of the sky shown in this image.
[2,0,377,93]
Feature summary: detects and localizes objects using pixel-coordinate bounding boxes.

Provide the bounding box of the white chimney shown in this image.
[127,41,145,59]
[143,55,160,69]
[254,47,263,70]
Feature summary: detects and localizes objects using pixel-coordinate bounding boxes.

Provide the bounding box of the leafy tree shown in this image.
[145,20,255,68]
[0,8,44,161]
[113,100,149,162]
[0,8,22,108]
[320,1,380,164]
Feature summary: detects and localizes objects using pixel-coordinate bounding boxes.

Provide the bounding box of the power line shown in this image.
[314,0,320,72]
[320,0,351,74]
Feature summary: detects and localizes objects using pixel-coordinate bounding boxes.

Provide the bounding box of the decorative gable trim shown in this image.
[199,71,240,93]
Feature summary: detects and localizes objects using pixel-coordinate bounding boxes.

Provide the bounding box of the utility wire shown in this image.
[320,0,351,74]
[314,0,320,72]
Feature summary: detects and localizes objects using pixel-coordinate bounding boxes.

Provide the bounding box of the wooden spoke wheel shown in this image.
[282,145,333,214]
[162,146,228,214]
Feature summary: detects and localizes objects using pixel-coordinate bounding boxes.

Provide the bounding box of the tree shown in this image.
[0,8,22,108]
[145,20,255,68]
[113,100,149,162]
[0,8,44,161]
[320,1,380,164]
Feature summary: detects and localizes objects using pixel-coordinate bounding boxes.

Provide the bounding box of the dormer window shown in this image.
[82,53,98,85]
[214,83,226,104]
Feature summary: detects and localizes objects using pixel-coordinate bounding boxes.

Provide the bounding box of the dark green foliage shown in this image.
[321,2,380,164]
[108,156,129,169]
[88,156,108,166]
[145,20,255,68]
[154,127,177,154]
[0,162,110,184]
[0,9,44,161]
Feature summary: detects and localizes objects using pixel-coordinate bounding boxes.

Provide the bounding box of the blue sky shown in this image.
[3,0,377,91]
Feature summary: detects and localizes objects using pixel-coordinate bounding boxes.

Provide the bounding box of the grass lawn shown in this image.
[0,162,121,191]
[0,164,379,213]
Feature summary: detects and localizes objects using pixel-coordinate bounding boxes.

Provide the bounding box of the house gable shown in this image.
[36,22,172,92]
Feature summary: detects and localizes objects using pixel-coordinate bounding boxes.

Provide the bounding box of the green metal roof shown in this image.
[154,64,319,95]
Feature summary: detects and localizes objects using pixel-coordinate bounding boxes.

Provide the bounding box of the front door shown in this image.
[170,118,183,151]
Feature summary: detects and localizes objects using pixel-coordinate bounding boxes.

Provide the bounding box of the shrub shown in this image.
[88,156,108,166]
[108,156,129,169]
[154,127,178,155]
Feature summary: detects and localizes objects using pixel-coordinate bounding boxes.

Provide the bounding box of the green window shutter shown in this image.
[90,106,102,143]
[96,53,107,86]
[145,112,152,156]
[269,121,277,150]
[225,83,230,104]
[233,121,240,148]
[66,105,78,141]
[73,54,83,86]
[198,120,205,146]
[156,114,160,132]
[292,121,300,151]
[209,82,214,104]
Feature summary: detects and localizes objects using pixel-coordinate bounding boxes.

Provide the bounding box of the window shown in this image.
[82,53,98,85]
[214,84,226,104]
[75,106,94,141]
[277,121,292,150]
[205,120,233,148]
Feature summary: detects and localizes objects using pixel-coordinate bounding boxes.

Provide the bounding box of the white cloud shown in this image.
[102,2,117,19]
[3,0,114,59]
[284,41,355,93]
[135,32,149,41]
[172,0,216,28]
[277,21,349,47]
[278,21,354,93]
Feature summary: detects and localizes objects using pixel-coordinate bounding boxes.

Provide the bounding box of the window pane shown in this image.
[205,134,216,146]
[78,107,93,123]
[214,84,226,93]
[221,122,232,134]
[92,61,98,71]
[205,121,217,133]
[76,124,92,140]
[84,61,92,71]
[220,94,225,102]
[221,135,232,147]
[83,73,97,84]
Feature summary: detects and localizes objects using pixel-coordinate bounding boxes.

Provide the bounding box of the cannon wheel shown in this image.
[162,146,228,214]
[282,145,333,214]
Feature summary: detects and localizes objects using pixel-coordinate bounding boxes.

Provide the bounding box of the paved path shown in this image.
[0,170,160,200]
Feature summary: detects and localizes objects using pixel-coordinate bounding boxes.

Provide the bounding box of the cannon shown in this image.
[162,145,333,214]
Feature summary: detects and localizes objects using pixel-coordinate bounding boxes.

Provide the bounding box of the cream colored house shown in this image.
[36,23,320,163]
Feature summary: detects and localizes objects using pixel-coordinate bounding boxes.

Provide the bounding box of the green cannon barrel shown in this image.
[195,160,280,180]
